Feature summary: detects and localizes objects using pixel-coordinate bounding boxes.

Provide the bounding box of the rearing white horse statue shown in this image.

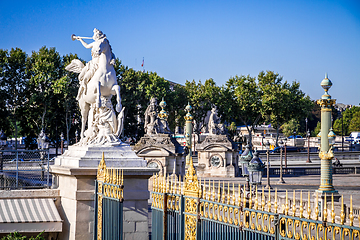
[66,28,124,145]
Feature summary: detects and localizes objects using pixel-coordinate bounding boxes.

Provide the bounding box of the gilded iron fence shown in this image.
[151,164,360,240]
[94,154,124,240]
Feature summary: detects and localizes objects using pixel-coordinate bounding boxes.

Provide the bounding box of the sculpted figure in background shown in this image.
[66,28,125,145]
[208,106,219,135]
[144,98,159,135]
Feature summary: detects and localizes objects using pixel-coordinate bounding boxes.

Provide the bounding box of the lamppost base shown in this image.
[278,179,285,184]
[306,159,312,163]
[265,185,273,190]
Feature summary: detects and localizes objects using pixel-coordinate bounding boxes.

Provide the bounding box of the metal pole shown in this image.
[265,150,272,189]
[61,139,63,154]
[341,115,343,151]
[278,147,285,183]
[307,132,311,163]
[284,142,287,170]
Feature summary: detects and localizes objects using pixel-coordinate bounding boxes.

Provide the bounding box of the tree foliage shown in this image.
[333,106,360,136]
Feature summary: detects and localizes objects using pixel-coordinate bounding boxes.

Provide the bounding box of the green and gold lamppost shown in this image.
[184,103,193,167]
[316,74,338,200]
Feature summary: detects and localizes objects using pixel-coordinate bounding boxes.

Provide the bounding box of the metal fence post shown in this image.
[163,193,168,240]
[274,214,279,240]
[180,195,185,240]
[94,180,98,240]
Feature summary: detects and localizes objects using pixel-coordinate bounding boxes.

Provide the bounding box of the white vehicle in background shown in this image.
[349,132,360,144]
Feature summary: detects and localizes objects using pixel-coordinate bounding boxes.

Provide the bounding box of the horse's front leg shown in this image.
[111,84,122,112]
[96,81,101,108]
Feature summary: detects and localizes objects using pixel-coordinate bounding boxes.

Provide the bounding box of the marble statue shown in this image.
[37,129,49,150]
[207,106,225,135]
[66,28,125,145]
[143,98,171,135]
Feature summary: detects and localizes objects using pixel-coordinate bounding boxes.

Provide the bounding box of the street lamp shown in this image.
[328,128,336,147]
[248,151,264,186]
[240,144,253,191]
[316,73,338,196]
[265,140,272,189]
[306,130,311,163]
[60,133,64,154]
[278,139,285,184]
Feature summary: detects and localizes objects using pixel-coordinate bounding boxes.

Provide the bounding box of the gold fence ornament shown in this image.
[285,190,289,215]
[249,185,252,209]
[97,152,107,181]
[349,195,354,226]
[340,195,345,225]
[292,190,296,217]
[221,182,225,204]
[227,182,230,205]
[324,193,328,222]
[243,185,247,208]
[217,181,221,202]
[232,183,235,205]
[238,184,242,207]
[314,191,319,221]
[331,194,335,223]
[274,188,278,214]
[254,186,258,210]
[299,191,304,218]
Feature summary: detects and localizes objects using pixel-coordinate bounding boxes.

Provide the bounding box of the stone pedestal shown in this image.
[196,135,239,177]
[133,134,183,176]
[50,143,156,240]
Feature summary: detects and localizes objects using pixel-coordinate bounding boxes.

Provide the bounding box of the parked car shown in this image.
[287,135,303,139]
[270,146,299,153]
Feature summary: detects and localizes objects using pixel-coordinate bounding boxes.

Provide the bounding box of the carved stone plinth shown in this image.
[196,134,239,177]
[133,134,184,176]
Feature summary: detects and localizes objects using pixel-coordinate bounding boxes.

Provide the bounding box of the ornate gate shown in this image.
[94,154,124,240]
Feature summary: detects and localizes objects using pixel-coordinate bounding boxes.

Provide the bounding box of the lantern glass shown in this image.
[241,162,249,176]
[249,170,263,185]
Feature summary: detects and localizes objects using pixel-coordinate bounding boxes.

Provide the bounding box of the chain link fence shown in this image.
[0,150,51,189]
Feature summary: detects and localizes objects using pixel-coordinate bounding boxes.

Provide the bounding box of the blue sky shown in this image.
[1,0,359,105]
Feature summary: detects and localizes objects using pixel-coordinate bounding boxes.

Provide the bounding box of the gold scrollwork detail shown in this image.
[317,98,336,108]
[319,150,334,160]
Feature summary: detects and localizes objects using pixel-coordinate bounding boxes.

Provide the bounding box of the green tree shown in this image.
[218,75,262,145]
[55,54,81,145]
[22,46,64,148]
[281,119,300,137]
[0,48,29,149]
[258,71,312,146]
[333,106,360,136]
[348,111,360,133]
